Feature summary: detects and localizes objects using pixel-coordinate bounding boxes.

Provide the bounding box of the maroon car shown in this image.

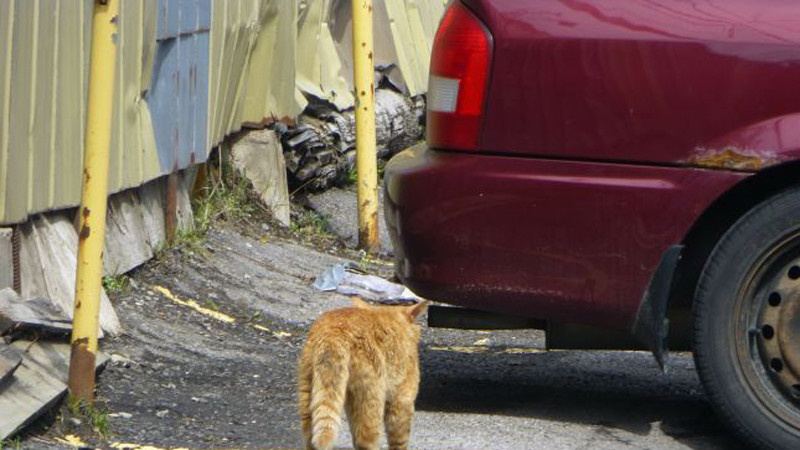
[384,0,800,448]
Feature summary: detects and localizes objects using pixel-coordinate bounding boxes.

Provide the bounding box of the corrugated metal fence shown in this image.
[0,0,445,225]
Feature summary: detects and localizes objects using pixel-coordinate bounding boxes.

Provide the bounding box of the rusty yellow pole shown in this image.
[68,0,119,403]
[352,0,379,253]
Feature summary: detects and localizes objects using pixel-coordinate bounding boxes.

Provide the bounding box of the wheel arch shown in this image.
[668,160,800,346]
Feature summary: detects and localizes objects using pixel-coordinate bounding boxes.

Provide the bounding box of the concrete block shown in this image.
[232,129,291,227]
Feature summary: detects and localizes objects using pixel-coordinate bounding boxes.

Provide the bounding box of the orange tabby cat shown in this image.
[298,297,428,450]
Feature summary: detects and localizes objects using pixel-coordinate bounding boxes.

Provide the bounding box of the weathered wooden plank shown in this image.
[0,288,72,335]
[0,344,22,389]
[103,191,154,277]
[18,213,121,336]
[0,341,108,440]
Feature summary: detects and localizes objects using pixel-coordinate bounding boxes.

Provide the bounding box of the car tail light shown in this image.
[427,1,492,151]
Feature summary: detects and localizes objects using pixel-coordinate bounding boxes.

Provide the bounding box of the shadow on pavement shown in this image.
[417,348,745,450]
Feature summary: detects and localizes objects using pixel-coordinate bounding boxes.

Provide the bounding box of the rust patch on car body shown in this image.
[687,147,783,172]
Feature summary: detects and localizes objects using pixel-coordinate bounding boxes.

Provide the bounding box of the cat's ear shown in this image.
[352,297,371,309]
[405,301,428,321]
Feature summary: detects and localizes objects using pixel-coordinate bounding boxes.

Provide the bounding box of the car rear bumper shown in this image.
[384,144,747,330]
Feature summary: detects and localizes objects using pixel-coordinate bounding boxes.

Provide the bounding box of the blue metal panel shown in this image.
[158,0,208,39]
[178,0,198,33]
[149,0,210,174]
[197,0,211,29]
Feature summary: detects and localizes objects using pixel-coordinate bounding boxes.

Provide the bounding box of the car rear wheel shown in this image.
[694,187,800,449]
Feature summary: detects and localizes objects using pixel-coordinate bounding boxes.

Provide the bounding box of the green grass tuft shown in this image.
[102,275,130,294]
[67,394,111,438]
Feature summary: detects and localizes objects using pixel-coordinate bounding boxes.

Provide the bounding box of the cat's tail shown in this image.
[309,342,349,450]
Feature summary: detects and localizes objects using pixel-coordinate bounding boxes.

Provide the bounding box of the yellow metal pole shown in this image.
[68,0,119,403]
[352,0,380,253]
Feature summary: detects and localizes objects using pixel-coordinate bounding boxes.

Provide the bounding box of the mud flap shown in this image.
[632,245,683,372]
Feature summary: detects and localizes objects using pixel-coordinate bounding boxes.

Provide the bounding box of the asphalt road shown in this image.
[20,219,743,450]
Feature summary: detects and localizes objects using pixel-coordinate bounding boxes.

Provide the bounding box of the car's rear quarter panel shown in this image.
[468,0,800,165]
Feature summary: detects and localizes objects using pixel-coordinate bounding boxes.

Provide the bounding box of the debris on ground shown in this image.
[313,262,418,302]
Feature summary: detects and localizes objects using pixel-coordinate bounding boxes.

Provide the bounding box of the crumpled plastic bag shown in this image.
[312,262,357,291]
[313,263,420,302]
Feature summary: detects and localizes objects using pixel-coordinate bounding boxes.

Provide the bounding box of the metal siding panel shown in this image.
[213,0,242,141]
[53,1,88,210]
[225,1,260,135]
[0,0,14,222]
[405,0,432,93]
[207,0,224,149]
[179,34,194,168]
[193,32,210,162]
[35,0,58,210]
[0,0,442,224]
[149,38,180,173]
[110,0,148,192]
[179,0,199,33]
[242,2,281,123]
[197,0,211,29]
[216,0,243,141]
[141,0,159,91]
[296,0,353,109]
[384,0,422,95]
[7,0,36,224]
[148,0,210,174]
[109,0,127,192]
[158,0,181,39]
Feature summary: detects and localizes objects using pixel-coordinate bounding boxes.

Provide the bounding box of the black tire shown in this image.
[695,187,800,449]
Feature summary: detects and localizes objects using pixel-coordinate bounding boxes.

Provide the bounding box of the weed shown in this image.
[291,211,329,238]
[203,299,219,311]
[102,275,130,294]
[347,167,358,184]
[377,159,387,179]
[193,151,257,234]
[176,227,208,254]
[345,160,387,186]
[67,394,111,438]
[0,437,20,450]
[153,153,257,259]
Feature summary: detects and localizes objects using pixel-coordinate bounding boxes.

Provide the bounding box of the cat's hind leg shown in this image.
[385,373,419,450]
[384,394,415,450]
[345,380,386,450]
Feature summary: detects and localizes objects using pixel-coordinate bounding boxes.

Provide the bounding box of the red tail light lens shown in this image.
[427,1,492,150]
